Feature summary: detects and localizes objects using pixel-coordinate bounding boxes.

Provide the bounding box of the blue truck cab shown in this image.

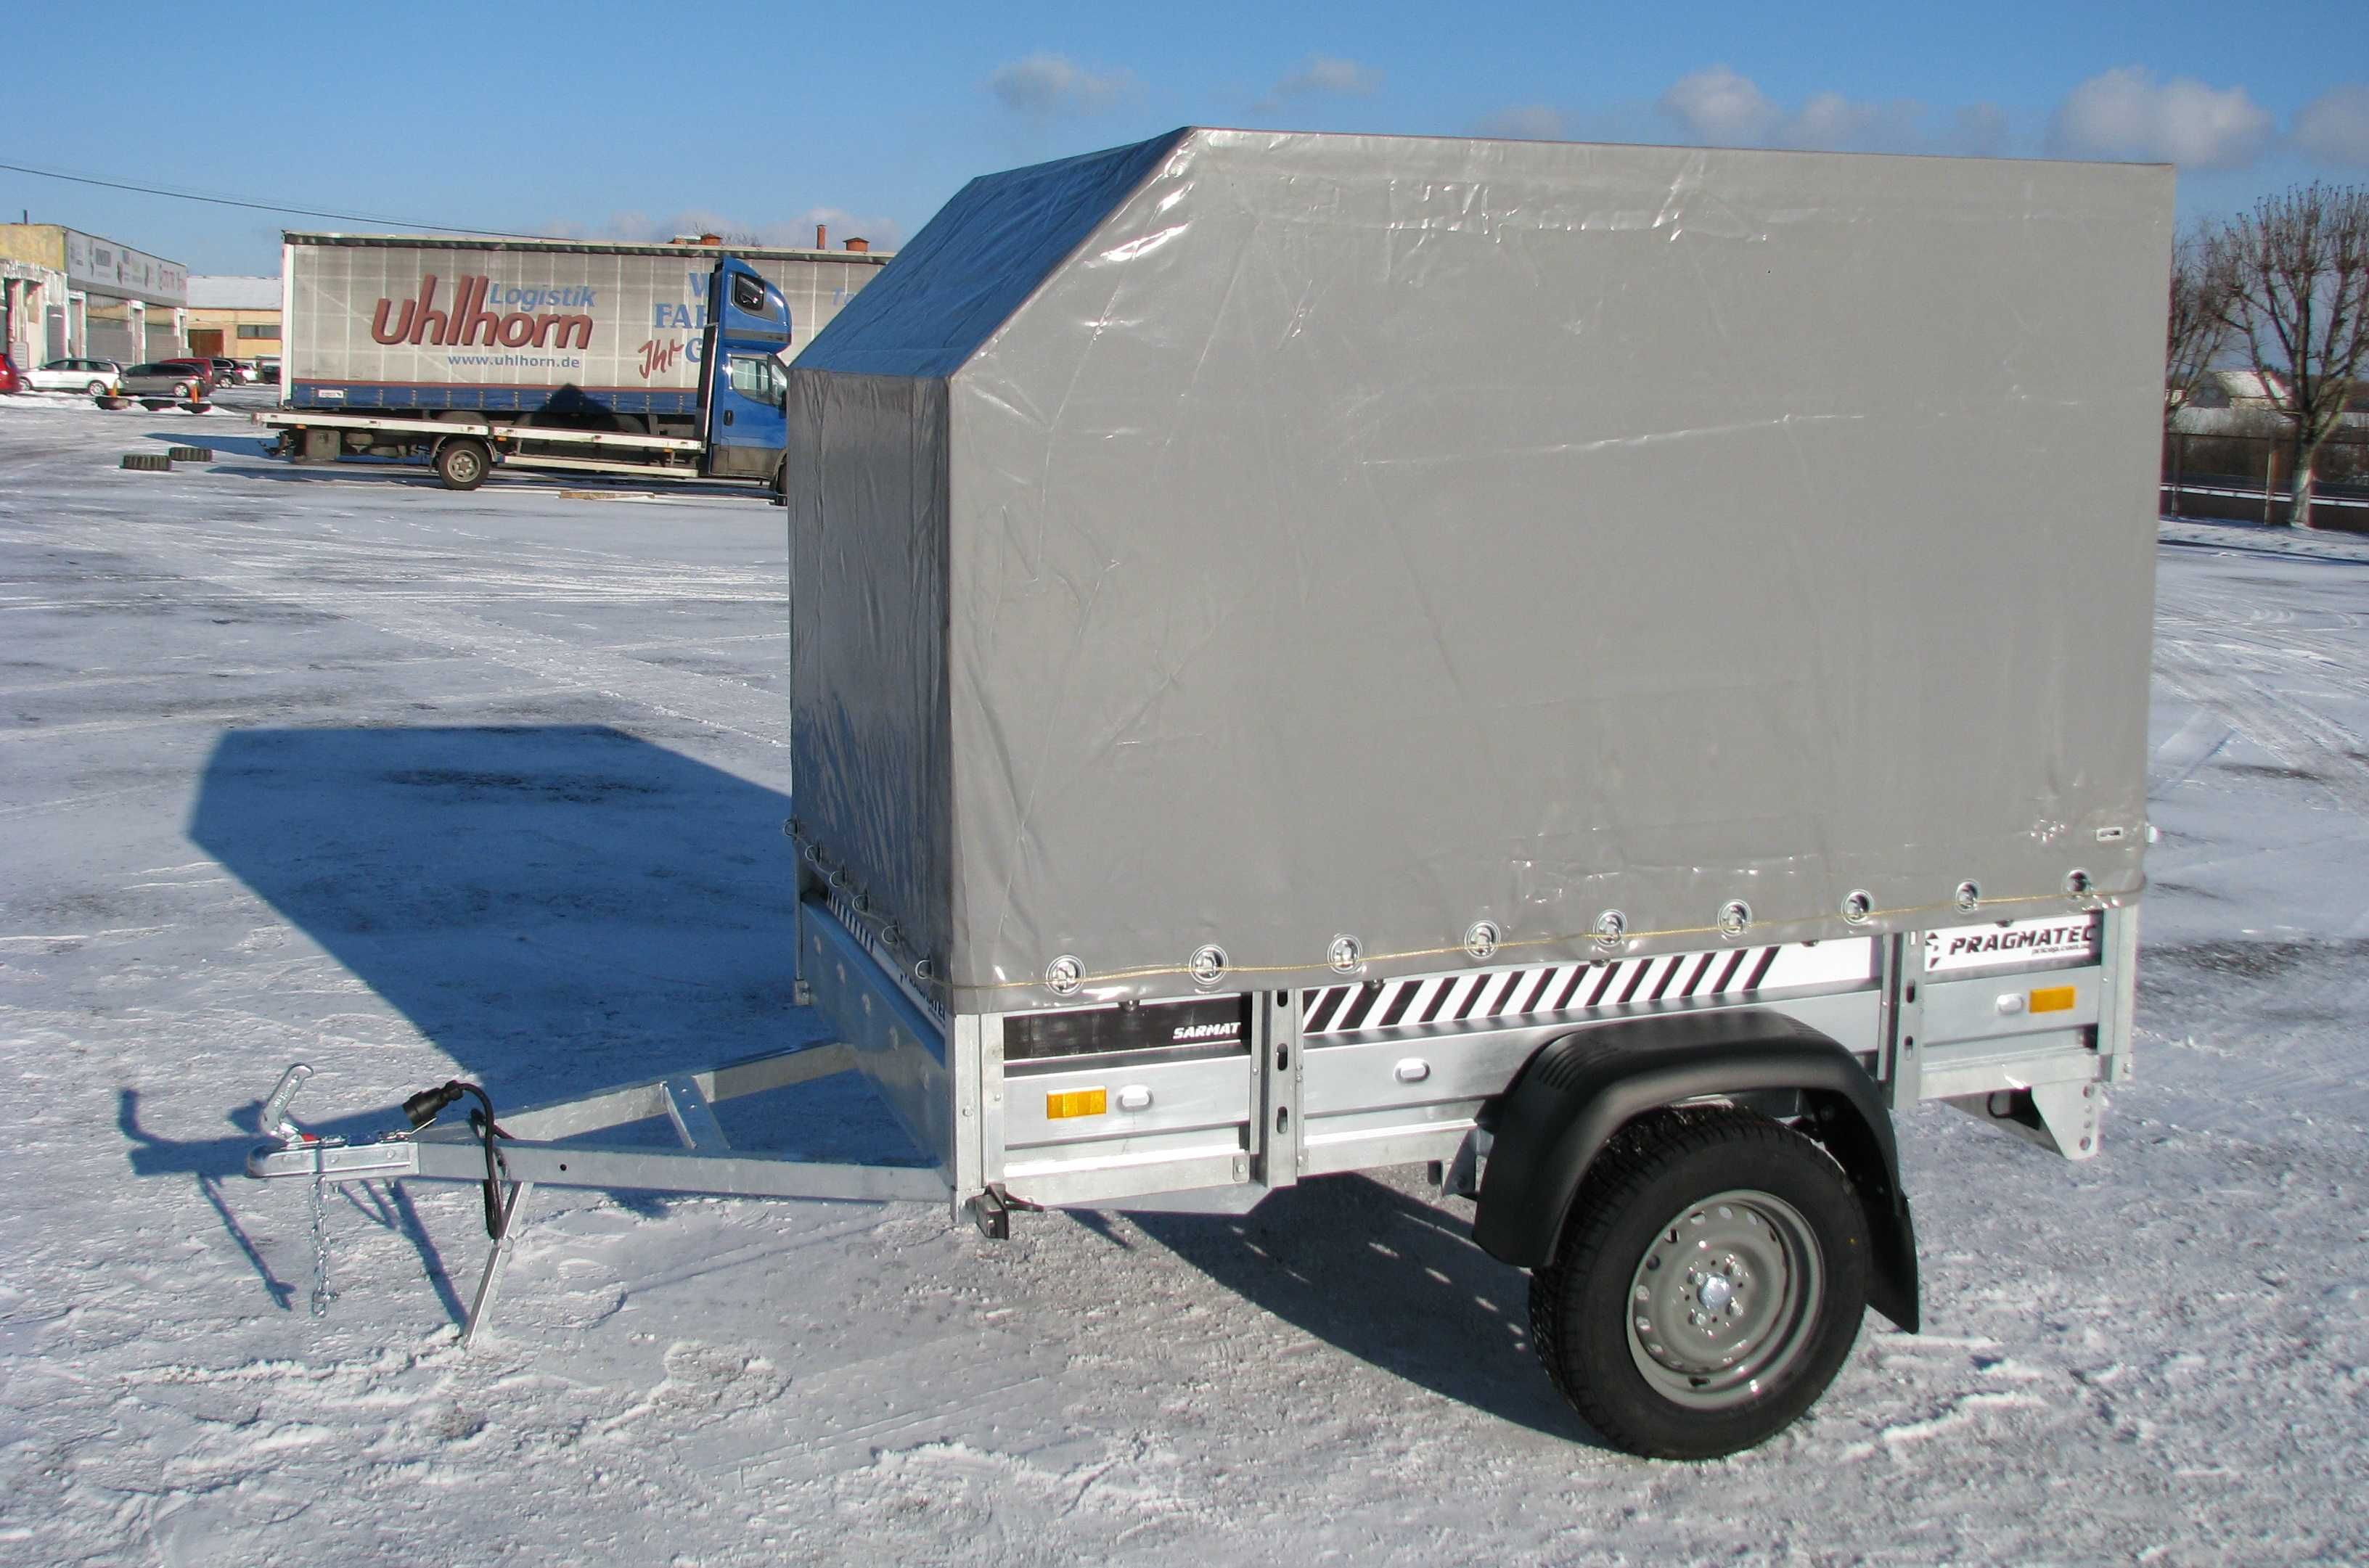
[698,256,794,483]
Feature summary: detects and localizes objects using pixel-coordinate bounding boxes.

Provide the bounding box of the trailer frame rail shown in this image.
[247,1040,949,1344]
[252,409,708,451]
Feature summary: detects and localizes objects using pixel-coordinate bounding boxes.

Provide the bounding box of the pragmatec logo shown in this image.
[370,274,594,350]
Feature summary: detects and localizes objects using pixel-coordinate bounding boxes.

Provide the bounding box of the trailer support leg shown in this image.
[462,1179,535,1348]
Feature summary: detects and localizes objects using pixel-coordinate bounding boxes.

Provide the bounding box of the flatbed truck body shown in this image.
[253,232,887,489]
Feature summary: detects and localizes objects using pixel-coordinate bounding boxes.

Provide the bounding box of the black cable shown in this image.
[402,1079,515,1237]
[0,158,534,238]
[466,1104,512,1239]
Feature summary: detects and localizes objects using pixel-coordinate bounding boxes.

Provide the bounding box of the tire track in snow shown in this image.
[2152,567,2369,813]
[2151,653,2369,814]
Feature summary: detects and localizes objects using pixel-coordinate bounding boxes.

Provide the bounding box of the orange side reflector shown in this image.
[2028,985,2077,1014]
[1046,1088,1108,1120]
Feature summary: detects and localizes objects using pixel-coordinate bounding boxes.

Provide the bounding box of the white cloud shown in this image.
[2294,83,2369,167]
[1476,104,1566,141]
[2046,67,2272,170]
[1780,91,1879,149]
[1944,102,2012,158]
[1775,91,1929,152]
[987,53,1137,118]
[1280,55,1382,99]
[1658,65,1778,144]
[1658,67,1985,156]
[1255,54,1381,113]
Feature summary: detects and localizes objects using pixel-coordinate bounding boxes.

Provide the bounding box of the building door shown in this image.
[189,329,224,356]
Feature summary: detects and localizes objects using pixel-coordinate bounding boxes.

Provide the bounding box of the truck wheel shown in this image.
[1527,1109,1868,1460]
[435,438,491,490]
[772,457,788,508]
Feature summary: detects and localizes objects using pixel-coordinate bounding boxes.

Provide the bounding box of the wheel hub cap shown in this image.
[1626,1189,1825,1411]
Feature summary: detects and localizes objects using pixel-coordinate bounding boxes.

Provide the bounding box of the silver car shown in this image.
[25,357,124,395]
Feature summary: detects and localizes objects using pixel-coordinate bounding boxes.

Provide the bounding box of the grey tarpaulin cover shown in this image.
[785,127,2172,1011]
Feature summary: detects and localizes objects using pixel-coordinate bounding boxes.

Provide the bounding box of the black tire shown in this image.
[120,453,171,472]
[168,446,213,461]
[1528,1109,1868,1461]
[435,437,491,490]
[772,456,789,508]
[85,379,108,397]
[173,381,196,400]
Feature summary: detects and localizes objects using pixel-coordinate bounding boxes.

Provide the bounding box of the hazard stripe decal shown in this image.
[1297,937,1876,1038]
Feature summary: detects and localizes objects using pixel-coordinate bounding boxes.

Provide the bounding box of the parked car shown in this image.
[0,351,19,395]
[25,357,124,395]
[253,355,281,385]
[156,357,218,392]
[121,362,209,398]
[207,356,250,385]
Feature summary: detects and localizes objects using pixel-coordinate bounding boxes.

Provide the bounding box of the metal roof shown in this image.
[281,232,891,264]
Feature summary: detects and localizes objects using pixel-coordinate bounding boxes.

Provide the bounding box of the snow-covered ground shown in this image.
[2,390,2364,1566]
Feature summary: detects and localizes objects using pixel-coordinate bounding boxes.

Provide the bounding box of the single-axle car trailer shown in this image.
[247,127,2170,1460]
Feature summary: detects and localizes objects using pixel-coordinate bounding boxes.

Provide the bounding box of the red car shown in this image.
[156,357,218,393]
[0,351,20,395]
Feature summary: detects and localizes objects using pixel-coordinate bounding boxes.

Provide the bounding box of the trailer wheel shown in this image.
[435,438,491,490]
[1527,1109,1867,1460]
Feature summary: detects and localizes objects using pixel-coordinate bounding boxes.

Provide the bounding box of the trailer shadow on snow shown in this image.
[132,724,851,1317]
[149,723,1587,1411]
[1123,1181,1603,1445]
[176,725,876,1117]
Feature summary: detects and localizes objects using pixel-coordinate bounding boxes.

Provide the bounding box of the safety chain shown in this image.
[308,1149,336,1318]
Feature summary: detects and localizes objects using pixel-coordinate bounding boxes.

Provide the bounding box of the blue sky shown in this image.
[7,0,2366,275]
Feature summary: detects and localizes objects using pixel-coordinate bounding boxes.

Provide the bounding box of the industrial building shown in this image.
[0,223,187,364]
[186,275,281,361]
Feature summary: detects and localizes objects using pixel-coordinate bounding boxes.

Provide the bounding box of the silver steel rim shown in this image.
[449,448,482,482]
[1625,1188,1824,1410]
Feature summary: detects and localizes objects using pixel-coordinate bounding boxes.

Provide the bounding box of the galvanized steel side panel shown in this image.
[798,900,956,1175]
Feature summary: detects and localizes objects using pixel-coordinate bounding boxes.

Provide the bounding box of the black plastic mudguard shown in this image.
[1472,1008,1920,1332]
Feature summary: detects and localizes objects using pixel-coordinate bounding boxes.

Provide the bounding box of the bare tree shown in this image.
[2210,183,2369,528]
[2164,222,2230,420]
